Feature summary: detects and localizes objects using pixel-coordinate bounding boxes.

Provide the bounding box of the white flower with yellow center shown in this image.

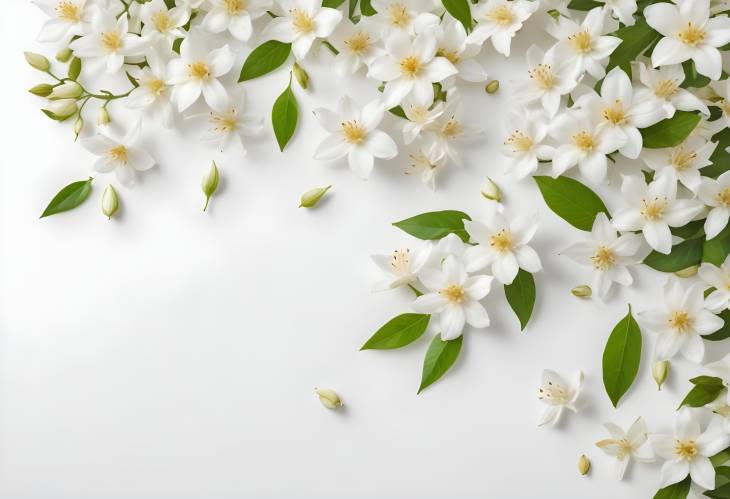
[139,0,189,47]
[652,408,730,490]
[127,50,174,128]
[697,171,730,241]
[33,0,91,42]
[597,0,637,26]
[642,136,717,192]
[405,143,447,189]
[502,107,554,179]
[371,241,433,292]
[596,417,654,480]
[562,213,646,299]
[332,18,383,75]
[468,0,538,57]
[412,255,493,340]
[80,121,155,188]
[421,100,479,166]
[202,0,272,41]
[537,369,582,426]
[370,0,440,37]
[645,0,730,80]
[635,63,709,118]
[263,0,342,60]
[548,7,621,79]
[166,30,234,112]
[464,208,541,284]
[613,172,704,254]
[640,279,723,363]
[512,45,579,117]
[401,98,445,144]
[194,88,264,152]
[709,79,730,127]
[699,255,730,313]
[548,109,627,184]
[313,96,398,179]
[432,18,488,82]
[367,30,458,108]
[68,11,146,74]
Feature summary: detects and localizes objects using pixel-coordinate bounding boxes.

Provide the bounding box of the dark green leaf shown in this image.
[681,60,711,88]
[361,313,430,350]
[714,466,730,489]
[679,376,725,408]
[534,175,609,231]
[704,224,730,266]
[271,80,298,151]
[607,19,660,74]
[360,0,376,15]
[172,37,182,54]
[654,477,691,499]
[712,449,730,468]
[567,0,602,9]
[442,0,472,31]
[671,220,705,239]
[641,111,701,148]
[602,305,642,407]
[643,238,704,272]
[322,0,346,6]
[702,127,730,179]
[504,269,535,331]
[239,40,292,82]
[706,483,730,499]
[393,210,472,242]
[388,105,407,119]
[418,335,463,393]
[704,309,730,341]
[68,57,81,80]
[40,177,93,218]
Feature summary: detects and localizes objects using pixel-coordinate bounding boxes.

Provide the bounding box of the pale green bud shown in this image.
[571,285,592,298]
[652,360,669,391]
[578,455,591,476]
[675,265,698,278]
[101,184,119,220]
[44,98,77,119]
[29,83,54,97]
[485,79,500,94]
[97,107,111,126]
[315,388,342,409]
[49,81,83,99]
[480,176,501,201]
[24,52,50,71]
[292,62,309,90]
[202,161,220,212]
[73,116,83,141]
[299,185,331,208]
[56,48,73,63]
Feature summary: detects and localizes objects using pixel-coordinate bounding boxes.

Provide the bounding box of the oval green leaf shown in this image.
[272,80,298,151]
[602,305,642,408]
[607,19,660,74]
[534,175,609,231]
[361,313,430,350]
[239,41,292,82]
[442,0,472,31]
[504,269,535,331]
[643,237,703,272]
[679,375,725,408]
[653,477,690,499]
[393,210,472,242]
[418,335,463,394]
[641,111,701,149]
[40,177,93,218]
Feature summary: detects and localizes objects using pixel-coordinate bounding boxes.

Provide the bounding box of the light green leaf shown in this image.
[607,19,660,74]
[704,225,730,266]
[714,466,730,489]
[68,57,81,80]
[602,305,642,408]
[442,0,472,31]
[393,210,472,242]
[418,335,463,393]
[504,269,535,331]
[643,238,704,272]
[679,376,725,408]
[654,477,691,499]
[712,449,730,468]
[566,0,602,9]
[671,220,705,239]
[239,41,292,82]
[641,111,701,148]
[361,313,430,350]
[40,177,94,218]
[703,309,730,341]
[534,175,609,231]
[360,0,376,15]
[271,79,298,151]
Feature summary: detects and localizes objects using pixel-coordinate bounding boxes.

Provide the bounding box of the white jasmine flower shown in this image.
[468,0,538,57]
[412,255,493,340]
[139,0,189,48]
[202,0,272,41]
[421,100,479,166]
[69,11,146,74]
[401,99,445,144]
[166,30,234,112]
[371,241,433,291]
[562,213,645,299]
[653,408,730,490]
[502,107,554,179]
[698,255,730,312]
[405,144,447,189]
[537,369,583,426]
[263,0,342,60]
[433,18,488,82]
[127,50,174,127]
[370,0,440,37]
[198,88,264,151]
[33,0,92,42]
[595,417,654,480]
[597,0,637,26]
[332,18,383,75]
[613,172,704,254]
[548,7,621,79]
[80,121,155,188]
[464,208,541,284]
[548,109,626,184]
[313,96,398,179]
[635,63,710,117]
[642,136,717,191]
[645,0,730,80]
[697,171,730,239]
[512,45,579,117]
[641,279,723,363]
[367,30,458,108]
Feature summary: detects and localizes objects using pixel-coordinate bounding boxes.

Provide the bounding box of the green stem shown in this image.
[321,40,339,55]
[203,196,210,212]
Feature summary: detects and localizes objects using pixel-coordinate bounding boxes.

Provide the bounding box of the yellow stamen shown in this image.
[591,246,615,270]
[668,310,692,333]
[291,9,315,33]
[388,4,411,27]
[145,78,165,96]
[341,120,366,143]
[528,64,555,90]
[603,100,627,126]
[486,5,514,25]
[391,249,410,273]
[224,0,247,15]
[344,31,370,54]
[188,61,211,80]
[399,56,422,77]
[108,145,128,164]
[569,30,592,53]
[100,31,122,52]
[210,110,237,133]
[573,131,595,151]
[441,284,466,303]
[716,188,730,207]
[56,1,80,22]
[670,146,697,171]
[505,130,534,152]
[441,118,463,139]
[655,79,679,99]
[677,22,706,46]
[640,197,667,220]
[675,440,698,459]
[490,229,513,253]
[436,48,460,65]
[151,11,172,32]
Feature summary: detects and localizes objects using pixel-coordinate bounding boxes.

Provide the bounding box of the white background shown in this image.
[2,2,729,498]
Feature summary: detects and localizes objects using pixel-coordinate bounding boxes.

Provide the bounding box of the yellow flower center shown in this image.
[224,0,247,15]
[345,31,370,54]
[569,30,592,53]
[341,120,366,143]
[391,249,410,274]
[442,118,463,139]
[640,197,667,221]
[441,284,466,303]
[716,188,730,207]
[291,9,315,33]
[210,111,237,133]
[596,439,634,459]
[108,145,128,164]
[591,245,615,270]
[538,380,569,404]
[677,22,706,46]
[436,48,460,65]
[675,440,698,460]
[671,146,697,171]
[655,79,679,99]
[145,78,166,96]
[152,11,172,32]
[669,310,693,333]
[528,64,555,90]
[388,4,411,27]
[100,31,122,52]
[486,4,514,25]
[603,100,627,126]
[505,130,534,153]
[188,61,211,80]
[399,56,422,78]
[56,1,80,22]
[490,229,513,253]
[573,131,595,151]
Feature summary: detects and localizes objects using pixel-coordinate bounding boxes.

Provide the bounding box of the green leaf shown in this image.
[388,105,407,119]
[40,177,93,218]
[641,111,701,148]
[442,0,472,31]
[704,224,730,266]
[714,466,730,489]
[360,0,376,15]
[504,269,535,331]
[68,57,81,80]
[361,313,430,350]
[654,477,691,499]
[703,309,730,341]
[712,449,730,468]
[566,0,602,9]
[671,219,705,239]
[172,37,182,54]
[702,127,730,179]
[643,237,704,272]
[602,305,642,407]
[534,175,609,231]
[706,483,730,499]
[607,19,660,74]
[681,60,711,88]
[271,79,298,151]
[125,71,139,88]
[239,40,292,82]
[393,210,472,242]
[418,335,463,393]
[679,376,725,408]
[322,0,346,6]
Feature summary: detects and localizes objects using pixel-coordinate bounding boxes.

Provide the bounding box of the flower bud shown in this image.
[571,285,592,298]
[299,185,331,208]
[578,455,591,476]
[56,48,73,63]
[480,176,501,201]
[201,160,220,212]
[24,52,50,71]
[49,81,83,99]
[29,83,54,97]
[73,116,83,141]
[43,99,77,119]
[315,388,342,409]
[485,79,500,94]
[674,265,698,278]
[101,184,119,220]
[652,360,669,391]
[97,107,111,126]
[292,62,309,90]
